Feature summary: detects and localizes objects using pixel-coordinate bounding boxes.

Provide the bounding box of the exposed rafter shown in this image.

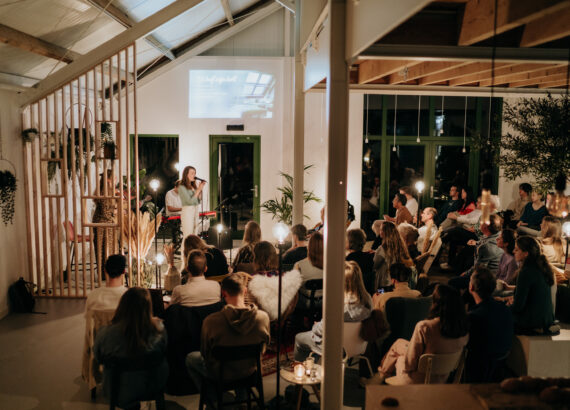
[220,0,235,25]
[520,6,570,47]
[509,72,568,87]
[418,62,509,85]
[21,0,204,106]
[275,0,295,14]
[86,0,176,60]
[478,64,566,86]
[388,61,468,84]
[358,60,421,84]
[539,78,570,88]
[0,23,81,64]
[458,0,570,46]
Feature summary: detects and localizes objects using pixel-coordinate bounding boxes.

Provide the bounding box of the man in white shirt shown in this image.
[417,207,438,252]
[165,181,182,216]
[84,254,127,317]
[400,186,418,219]
[171,250,221,307]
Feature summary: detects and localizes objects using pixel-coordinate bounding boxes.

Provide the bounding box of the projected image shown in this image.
[189,70,275,119]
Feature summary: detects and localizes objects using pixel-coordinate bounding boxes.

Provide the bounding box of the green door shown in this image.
[209,135,261,238]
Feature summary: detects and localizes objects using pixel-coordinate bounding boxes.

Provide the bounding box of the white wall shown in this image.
[0,90,28,318]
[136,56,293,239]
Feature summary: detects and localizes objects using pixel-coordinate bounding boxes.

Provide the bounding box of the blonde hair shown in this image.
[540,216,564,263]
[183,234,211,259]
[372,220,383,236]
[242,221,261,246]
[344,261,370,309]
[381,221,413,267]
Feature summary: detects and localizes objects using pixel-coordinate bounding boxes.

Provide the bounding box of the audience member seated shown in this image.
[346,228,375,295]
[435,185,461,226]
[517,190,548,236]
[448,214,504,290]
[311,206,325,233]
[183,235,228,279]
[371,220,383,251]
[505,183,531,228]
[252,241,279,277]
[384,193,413,226]
[170,250,221,307]
[399,186,418,219]
[283,224,308,265]
[185,275,270,397]
[508,236,557,335]
[398,223,420,260]
[538,216,565,266]
[465,267,513,383]
[94,287,168,408]
[440,187,476,230]
[295,232,324,285]
[294,261,372,361]
[373,263,420,312]
[231,221,261,272]
[85,254,127,316]
[417,208,438,253]
[376,284,468,384]
[495,228,519,286]
[374,221,415,289]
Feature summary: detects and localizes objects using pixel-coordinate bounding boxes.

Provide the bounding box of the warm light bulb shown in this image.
[174,162,180,171]
[216,223,223,234]
[149,179,160,191]
[392,146,397,152]
[156,253,165,265]
[272,222,290,243]
[415,180,425,193]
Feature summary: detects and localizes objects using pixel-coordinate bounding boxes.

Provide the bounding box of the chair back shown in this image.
[211,343,264,383]
[82,309,115,390]
[422,237,442,275]
[417,349,465,384]
[63,221,75,241]
[343,321,367,360]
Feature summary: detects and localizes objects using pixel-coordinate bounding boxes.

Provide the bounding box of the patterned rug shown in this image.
[261,345,294,376]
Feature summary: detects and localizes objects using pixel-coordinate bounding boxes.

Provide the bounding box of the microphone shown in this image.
[195,177,207,183]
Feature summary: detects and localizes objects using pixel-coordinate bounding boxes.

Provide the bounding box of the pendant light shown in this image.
[416,96,421,143]
[440,95,444,136]
[392,95,397,151]
[365,94,369,144]
[462,96,467,153]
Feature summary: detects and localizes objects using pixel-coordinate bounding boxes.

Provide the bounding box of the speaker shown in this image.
[206,226,232,250]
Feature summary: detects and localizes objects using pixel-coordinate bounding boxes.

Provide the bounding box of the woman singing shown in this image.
[179,166,206,252]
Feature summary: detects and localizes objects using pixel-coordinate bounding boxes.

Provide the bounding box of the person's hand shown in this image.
[199,180,207,188]
[467,239,477,246]
[505,296,514,306]
[447,213,457,220]
[517,220,527,227]
[383,214,390,221]
[460,271,467,277]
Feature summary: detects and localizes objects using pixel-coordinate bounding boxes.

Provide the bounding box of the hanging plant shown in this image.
[0,170,17,225]
[101,122,116,159]
[21,128,39,143]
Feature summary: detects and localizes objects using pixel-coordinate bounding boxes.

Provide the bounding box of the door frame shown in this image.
[209,135,261,235]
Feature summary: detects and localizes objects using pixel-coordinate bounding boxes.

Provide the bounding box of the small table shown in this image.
[280,364,322,410]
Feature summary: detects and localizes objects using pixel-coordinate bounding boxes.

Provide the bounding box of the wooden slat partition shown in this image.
[21,44,140,298]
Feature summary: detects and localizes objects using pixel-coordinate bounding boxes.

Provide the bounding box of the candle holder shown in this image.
[294,363,305,380]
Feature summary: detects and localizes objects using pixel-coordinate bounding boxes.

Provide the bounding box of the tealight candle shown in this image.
[294,363,305,380]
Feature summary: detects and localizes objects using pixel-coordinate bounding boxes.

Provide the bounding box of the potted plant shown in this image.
[101,122,115,160]
[0,170,17,225]
[21,128,38,143]
[260,165,321,225]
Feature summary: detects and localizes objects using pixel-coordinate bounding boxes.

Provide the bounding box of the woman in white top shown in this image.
[178,166,206,253]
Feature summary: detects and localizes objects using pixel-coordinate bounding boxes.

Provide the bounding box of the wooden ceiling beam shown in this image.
[418,62,509,85]
[87,0,176,60]
[388,61,469,84]
[220,0,235,25]
[478,63,560,86]
[509,72,567,87]
[482,65,567,86]
[539,79,570,88]
[358,60,421,84]
[458,0,570,46]
[0,23,81,64]
[520,6,570,47]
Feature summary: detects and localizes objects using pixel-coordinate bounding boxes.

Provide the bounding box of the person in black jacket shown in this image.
[465,267,513,382]
[345,228,375,295]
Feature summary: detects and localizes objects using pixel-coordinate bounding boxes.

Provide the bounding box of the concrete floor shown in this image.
[0,298,364,409]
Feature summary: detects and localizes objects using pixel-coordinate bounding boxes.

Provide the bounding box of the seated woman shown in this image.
[252,241,279,276]
[371,219,383,251]
[397,223,420,260]
[346,228,375,295]
[294,261,372,361]
[495,228,519,287]
[440,187,476,230]
[508,236,556,334]
[517,190,548,236]
[94,287,168,408]
[295,232,324,284]
[538,216,565,266]
[231,221,261,273]
[373,221,415,289]
[377,284,469,384]
[183,234,228,279]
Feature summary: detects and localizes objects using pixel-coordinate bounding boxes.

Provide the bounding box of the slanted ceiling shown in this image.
[354,0,570,90]
[0,0,267,90]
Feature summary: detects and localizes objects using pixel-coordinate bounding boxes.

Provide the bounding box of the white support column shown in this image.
[292,0,305,225]
[322,0,348,409]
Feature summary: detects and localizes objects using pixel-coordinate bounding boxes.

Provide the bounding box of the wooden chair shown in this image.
[63,220,93,276]
[415,227,443,276]
[199,343,265,410]
[385,348,467,385]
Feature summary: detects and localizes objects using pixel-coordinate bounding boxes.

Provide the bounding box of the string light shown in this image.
[365,94,369,144]
[416,96,421,143]
[463,96,467,153]
[393,95,397,152]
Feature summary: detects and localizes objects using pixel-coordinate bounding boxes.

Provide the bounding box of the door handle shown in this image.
[251,185,258,198]
[430,186,434,198]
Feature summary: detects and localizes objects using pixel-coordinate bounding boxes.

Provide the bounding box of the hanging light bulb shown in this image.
[462,96,467,153]
[416,95,421,143]
[365,94,369,144]
[393,95,398,151]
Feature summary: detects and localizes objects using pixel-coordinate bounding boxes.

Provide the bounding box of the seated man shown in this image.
[185,274,270,392]
[170,250,221,307]
[505,183,531,228]
[283,224,308,265]
[399,186,418,219]
[85,254,127,316]
[384,193,413,226]
[417,207,438,253]
[372,263,420,312]
[466,267,513,382]
[435,185,461,226]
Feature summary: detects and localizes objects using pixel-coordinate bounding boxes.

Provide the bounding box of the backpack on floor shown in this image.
[8,277,36,313]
